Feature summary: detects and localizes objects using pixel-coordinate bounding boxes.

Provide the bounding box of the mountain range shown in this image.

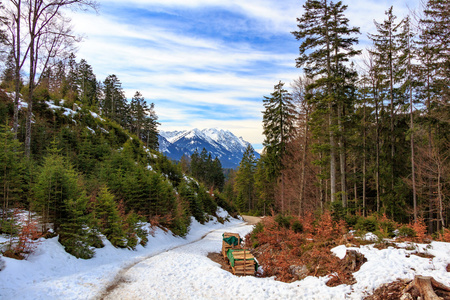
[158,128,260,169]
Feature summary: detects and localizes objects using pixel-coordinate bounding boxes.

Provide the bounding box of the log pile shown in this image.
[221,232,241,258]
[221,232,256,276]
[228,249,256,276]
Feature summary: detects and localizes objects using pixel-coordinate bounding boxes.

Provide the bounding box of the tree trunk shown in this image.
[374,80,381,212]
[410,72,417,222]
[338,102,347,207]
[13,0,22,140]
[329,105,337,203]
[299,118,309,216]
[25,33,35,158]
[362,101,367,216]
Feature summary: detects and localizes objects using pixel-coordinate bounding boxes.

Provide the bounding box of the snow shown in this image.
[44,100,77,117]
[90,111,104,121]
[1,212,450,300]
[160,128,249,152]
[5,92,28,109]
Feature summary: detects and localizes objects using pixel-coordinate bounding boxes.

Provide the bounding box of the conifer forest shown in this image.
[0,0,449,262]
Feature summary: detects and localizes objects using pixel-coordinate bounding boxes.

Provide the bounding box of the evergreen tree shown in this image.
[101,74,128,126]
[77,59,97,108]
[0,123,25,232]
[420,0,450,105]
[292,0,360,205]
[211,157,225,191]
[368,7,409,205]
[33,147,85,233]
[1,50,15,89]
[91,186,126,248]
[416,0,450,231]
[234,144,256,212]
[262,81,296,213]
[130,91,149,139]
[141,101,159,150]
[65,53,79,102]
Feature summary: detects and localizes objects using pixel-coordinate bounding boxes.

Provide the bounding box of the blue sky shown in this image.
[69,0,420,152]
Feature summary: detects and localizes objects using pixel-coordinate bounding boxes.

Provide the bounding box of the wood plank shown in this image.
[234,262,254,266]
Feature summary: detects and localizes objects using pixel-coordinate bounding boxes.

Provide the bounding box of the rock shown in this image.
[0,256,5,271]
[343,250,367,272]
[289,265,309,280]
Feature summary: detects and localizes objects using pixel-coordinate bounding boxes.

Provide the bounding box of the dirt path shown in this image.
[242,215,262,225]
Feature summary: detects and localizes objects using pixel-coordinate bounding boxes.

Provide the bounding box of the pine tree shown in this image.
[420,0,450,105]
[101,74,128,126]
[0,50,16,89]
[211,157,225,191]
[130,91,149,139]
[417,0,450,231]
[0,123,25,233]
[65,53,79,102]
[33,146,84,233]
[292,0,360,205]
[234,144,256,212]
[142,102,159,150]
[91,186,126,248]
[368,7,410,206]
[262,81,296,212]
[77,59,97,108]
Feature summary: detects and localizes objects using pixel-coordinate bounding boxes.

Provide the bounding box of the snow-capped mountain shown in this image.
[158,128,260,169]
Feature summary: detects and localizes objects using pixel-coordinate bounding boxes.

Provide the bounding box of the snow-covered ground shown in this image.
[1,210,450,300]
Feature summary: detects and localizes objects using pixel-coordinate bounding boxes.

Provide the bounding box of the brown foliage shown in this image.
[248,213,360,285]
[3,210,42,260]
[407,217,429,243]
[436,227,450,242]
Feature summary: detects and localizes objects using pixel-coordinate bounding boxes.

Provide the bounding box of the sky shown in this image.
[68,0,421,152]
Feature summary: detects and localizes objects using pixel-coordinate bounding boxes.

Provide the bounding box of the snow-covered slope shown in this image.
[159,128,260,169]
[1,216,450,299]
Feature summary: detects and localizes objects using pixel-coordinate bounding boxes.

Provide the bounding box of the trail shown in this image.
[100,222,261,300]
[98,221,253,300]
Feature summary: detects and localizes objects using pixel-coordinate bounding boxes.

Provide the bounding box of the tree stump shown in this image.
[343,250,367,272]
[403,275,450,300]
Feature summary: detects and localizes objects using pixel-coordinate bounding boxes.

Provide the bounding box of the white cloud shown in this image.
[67,0,421,148]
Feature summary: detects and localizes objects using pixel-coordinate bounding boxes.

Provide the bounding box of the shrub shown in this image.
[330,201,345,221]
[292,220,304,233]
[275,214,291,229]
[344,214,360,228]
[355,216,378,233]
[398,225,416,238]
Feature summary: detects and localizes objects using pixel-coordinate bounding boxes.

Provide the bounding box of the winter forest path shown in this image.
[97,219,253,300]
[241,215,263,225]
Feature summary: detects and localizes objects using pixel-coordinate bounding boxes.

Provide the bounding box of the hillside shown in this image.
[0,90,237,260]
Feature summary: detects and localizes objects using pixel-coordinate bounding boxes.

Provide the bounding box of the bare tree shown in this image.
[20,0,97,157]
[1,0,28,140]
[413,136,448,229]
[290,76,315,215]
